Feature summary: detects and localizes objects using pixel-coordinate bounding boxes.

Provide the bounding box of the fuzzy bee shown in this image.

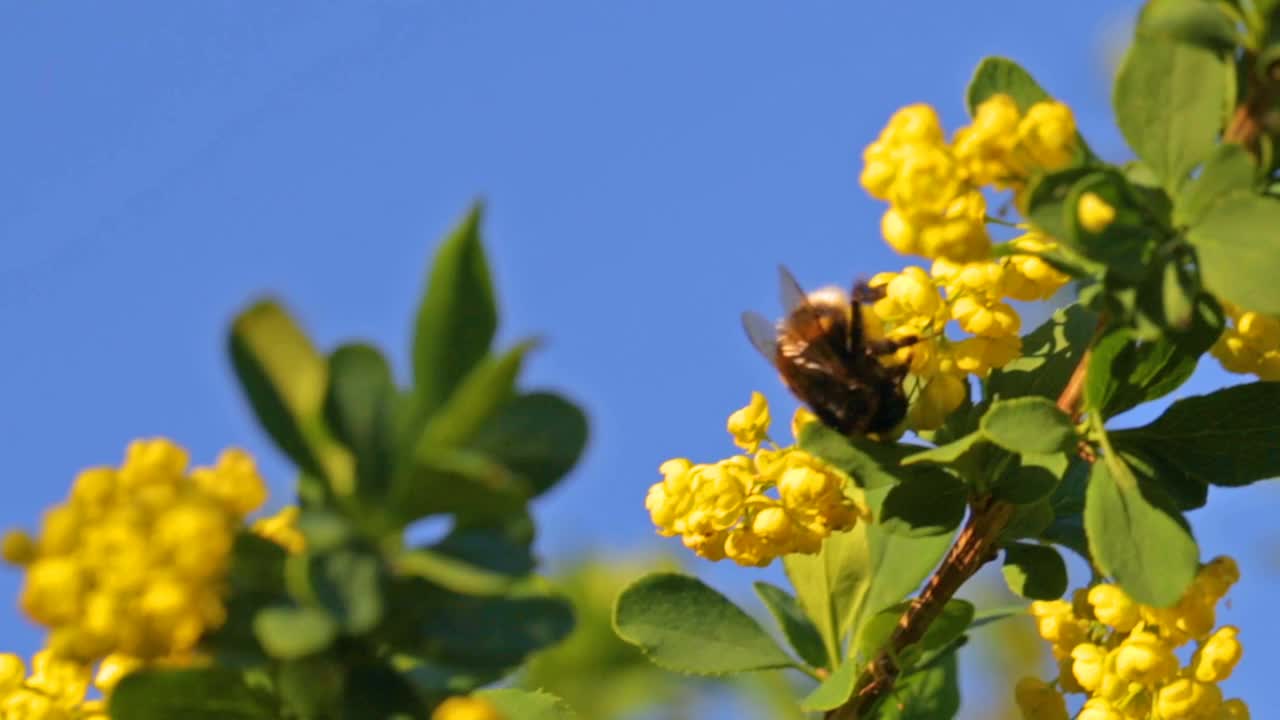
[742,266,917,436]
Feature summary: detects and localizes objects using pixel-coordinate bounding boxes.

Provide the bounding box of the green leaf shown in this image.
[309,547,386,634]
[1113,34,1227,191]
[324,343,398,502]
[753,582,829,670]
[877,649,961,720]
[1174,143,1257,226]
[341,662,427,720]
[110,668,277,720]
[295,509,354,554]
[396,527,532,596]
[417,340,537,450]
[276,657,344,720]
[1111,382,1280,486]
[1001,543,1068,600]
[396,548,517,596]
[425,593,575,672]
[856,600,974,665]
[969,605,1029,631]
[469,392,588,497]
[1062,170,1163,281]
[1116,445,1209,511]
[228,300,352,488]
[987,304,1097,402]
[477,688,579,720]
[1139,0,1240,52]
[798,423,920,489]
[393,448,531,525]
[1085,330,1199,419]
[784,485,954,668]
[800,654,860,711]
[980,397,1075,455]
[613,573,796,675]
[1188,191,1280,314]
[879,471,967,538]
[991,452,1067,505]
[1085,456,1199,606]
[965,57,1050,113]
[253,606,337,660]
[901,431,986,468]
[1042,458,1092,561]
[999,499,1055,545]
[411,203,498,429]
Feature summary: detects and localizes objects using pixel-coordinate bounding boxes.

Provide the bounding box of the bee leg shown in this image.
[867,335,918,357]
[851,280,885,304]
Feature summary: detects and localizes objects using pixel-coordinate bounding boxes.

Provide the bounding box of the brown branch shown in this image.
[824,349,1094,720]
[1224,50,1275,152]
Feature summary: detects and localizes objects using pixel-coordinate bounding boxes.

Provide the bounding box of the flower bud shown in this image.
[1076,192,1115,233]
[1013,677,1068,720]
[727,392,771,452]
[1195,625,1243,682]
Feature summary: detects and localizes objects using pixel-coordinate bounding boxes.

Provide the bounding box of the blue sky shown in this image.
[2,2,1276,717]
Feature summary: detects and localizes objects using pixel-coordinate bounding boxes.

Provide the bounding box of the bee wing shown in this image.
[777,265,808,313]
[741,310,779,360]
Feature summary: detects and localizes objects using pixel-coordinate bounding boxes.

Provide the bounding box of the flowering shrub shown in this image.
[616,2,1280,719]
[1,206,588,719]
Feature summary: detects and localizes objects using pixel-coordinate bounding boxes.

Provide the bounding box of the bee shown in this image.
[742,266,917,436]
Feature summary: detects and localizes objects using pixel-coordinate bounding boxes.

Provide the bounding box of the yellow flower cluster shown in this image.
[867,232,1070,430]
[861,95,1078,261]
[0,649,101,720]
[1211,302,1280,380]
[3,439,269,665]
[432,695,505,720]
[645,393,865,567]
[1015,557,1248,720]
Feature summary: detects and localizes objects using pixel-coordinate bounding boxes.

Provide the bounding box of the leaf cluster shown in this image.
[112,205,587,719]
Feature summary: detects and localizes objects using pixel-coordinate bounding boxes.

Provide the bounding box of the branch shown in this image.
[824,350,1094,720]
[1224,50,1274,151]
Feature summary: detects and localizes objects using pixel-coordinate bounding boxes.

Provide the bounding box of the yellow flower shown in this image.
[871,266,944,322]
[1155,677,1222,719]
[950,295,1021,337]
[1077,192,1116,233]
[1014,677,1068,720]
[727,392,771,452]
[1029,600,1087,658]
[252,506,307,555]
[7,439,267,664]
[190,448,269,517]
[790,407,817,440]
[916,189,991,261]
[1002,234,1070,301]
[0,654,25,696]
[1070,643,1107,692]
[1112,631,1177,686]
[93,653,142,694]
[1077,697,1124,720]
[1088,584,1139,632]
[953,94,1024,187]
[1018,100,1077,170]
[1,531,36,567]
[860,104,946,200]
[1194,625,1242,682]
[1200,556,1240,599]
[1219,699,1251,719]
[433,695,505,720]
[950,335,1021,377]
[724,528,773,568]
[906,372,967,431]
